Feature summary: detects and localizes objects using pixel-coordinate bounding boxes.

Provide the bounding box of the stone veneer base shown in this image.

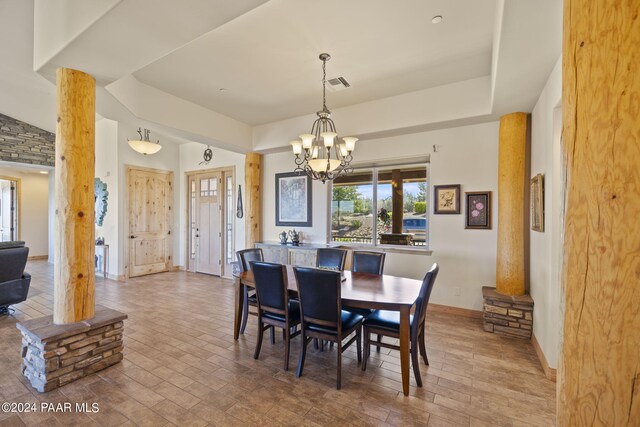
[16,305,127,392]
[482,286,533,339]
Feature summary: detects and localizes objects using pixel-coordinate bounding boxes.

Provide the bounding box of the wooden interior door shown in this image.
[195,172,222,275]
[128,167,173,278]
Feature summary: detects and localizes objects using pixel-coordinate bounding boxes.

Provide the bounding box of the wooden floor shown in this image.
[0,261,556,426]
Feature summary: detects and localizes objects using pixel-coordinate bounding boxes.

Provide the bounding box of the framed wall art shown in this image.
[465,191,491,229]
[433,184,461,214]
[531,173,544,232]
[275,172,312,226]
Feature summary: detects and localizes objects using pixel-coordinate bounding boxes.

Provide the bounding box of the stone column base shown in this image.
[16,305,127,392]
[482,286,533,339]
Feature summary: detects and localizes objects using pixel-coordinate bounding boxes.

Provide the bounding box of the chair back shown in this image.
[352,251,386,275]
[236,248,263,272]
[293,267,342,330]
[0,245,29,283]
[316,248,347,270]
[412,263,439,332]
[251,261,288,315]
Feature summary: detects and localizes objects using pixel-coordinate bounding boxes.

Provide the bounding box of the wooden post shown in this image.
[245,152,262,248]
[53,68,96,324]
[496,112,527,296]
[558,0,640,424]
[391,169,403,234]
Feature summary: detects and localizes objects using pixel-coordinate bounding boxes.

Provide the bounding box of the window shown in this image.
[330,163,428,248]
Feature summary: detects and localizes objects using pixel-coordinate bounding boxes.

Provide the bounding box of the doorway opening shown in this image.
[0,176,20,242]
[186,167,235,277]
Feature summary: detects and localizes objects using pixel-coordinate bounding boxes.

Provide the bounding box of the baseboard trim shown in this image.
[532,333,557,382]
[428,303,483,319]
[27,255,48,261]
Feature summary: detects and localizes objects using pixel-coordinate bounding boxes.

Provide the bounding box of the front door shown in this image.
[127,167,173,278]
[194,173,222,275]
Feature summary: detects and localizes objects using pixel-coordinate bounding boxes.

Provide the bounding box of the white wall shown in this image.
[94,118,120,275]
[529,57,562,368]
[178,142,246,270]
[262,121,499,311]
[0,168,50,257]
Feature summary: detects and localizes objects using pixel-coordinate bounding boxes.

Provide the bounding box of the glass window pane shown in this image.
[200,178,208,196]
[225,176,233,264]
[377,165,428,246]
[330,169,374,245]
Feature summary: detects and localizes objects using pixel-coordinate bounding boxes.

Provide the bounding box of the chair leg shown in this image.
[282,328,286,341]
[336,339,343,390]
[376,334,382,352]
[419,328,429,366]
[314,338,319,350]
[411,342,423,387]
[356,328,362,364]
[330,342,334,350]
[254,320,264,360]
[270,326,275,344]
[284,327,291,371]
[240,287,249,334]
[297,336,309,378]
[362,328,369,371]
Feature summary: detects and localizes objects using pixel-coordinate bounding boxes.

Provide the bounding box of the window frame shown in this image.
[328,162,430,251]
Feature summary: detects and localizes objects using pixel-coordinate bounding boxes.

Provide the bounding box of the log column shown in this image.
[391,169,403,234]
[245,152,262,248]
[53,68,96,324]
[558,0,640,423]
[496,113,527,296]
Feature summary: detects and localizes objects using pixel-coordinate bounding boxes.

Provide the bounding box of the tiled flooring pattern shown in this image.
[0,261,556,426]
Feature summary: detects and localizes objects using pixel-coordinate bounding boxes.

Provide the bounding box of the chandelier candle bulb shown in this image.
[343,137,358,152]
[300,134,315,150]
[290,140,303,155]
[321,132,337,147]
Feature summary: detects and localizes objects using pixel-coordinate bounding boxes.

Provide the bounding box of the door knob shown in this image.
[130,235,137,239]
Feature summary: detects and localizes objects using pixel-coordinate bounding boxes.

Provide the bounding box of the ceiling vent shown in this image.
[326,76,351,91]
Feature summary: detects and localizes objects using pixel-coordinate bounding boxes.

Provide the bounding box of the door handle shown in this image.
[130,235,137,239]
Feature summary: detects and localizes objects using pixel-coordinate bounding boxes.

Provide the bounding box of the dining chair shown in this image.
[361,263,439,387]
[250,261,301,370]
[316,248,347,270]
[352,250,386,275]
[236,248,263,335]
[293,267,363,390]
[343,251,387,319]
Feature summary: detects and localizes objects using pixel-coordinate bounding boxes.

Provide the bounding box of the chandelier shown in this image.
[290,53,357,183]
[127,128,162,155]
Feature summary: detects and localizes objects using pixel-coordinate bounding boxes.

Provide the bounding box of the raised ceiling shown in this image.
[133,0,495,125]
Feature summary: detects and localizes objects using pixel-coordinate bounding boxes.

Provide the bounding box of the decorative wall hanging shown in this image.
[236,185,244,219]
[276,172,312,226]
[94,178,109,226]
[531,174,545,232]
[465,191,491,229]
[199,146,213,165]
[433,184,461,214]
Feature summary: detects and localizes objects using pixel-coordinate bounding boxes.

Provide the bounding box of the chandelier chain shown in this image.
[322,57,327,111]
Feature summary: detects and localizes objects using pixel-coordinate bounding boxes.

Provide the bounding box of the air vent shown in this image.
[326,76,351,91]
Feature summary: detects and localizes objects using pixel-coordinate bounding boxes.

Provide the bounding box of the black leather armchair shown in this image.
[0,241,31,315]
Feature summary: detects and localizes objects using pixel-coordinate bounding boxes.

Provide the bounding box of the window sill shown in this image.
[334,243,433,256]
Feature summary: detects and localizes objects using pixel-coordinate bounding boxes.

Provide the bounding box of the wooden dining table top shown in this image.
[236,265,424,311]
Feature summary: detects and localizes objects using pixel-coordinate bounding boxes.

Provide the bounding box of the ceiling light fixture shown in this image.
[39,171,48,174]
[290,53,357,183]
[127,128,162,155]
[431,15,443,24]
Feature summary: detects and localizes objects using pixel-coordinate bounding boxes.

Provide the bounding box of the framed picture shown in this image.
[433,184,461,214]
[276,172,312,226]
[465,191,491,229]
[531,173,545,232]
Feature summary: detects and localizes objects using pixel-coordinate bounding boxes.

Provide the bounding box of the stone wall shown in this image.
[482,286,534,339]
[16,306,127,392]
[0,113,55,167]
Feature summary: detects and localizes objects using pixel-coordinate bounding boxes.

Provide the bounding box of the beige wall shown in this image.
[0,166,50,257]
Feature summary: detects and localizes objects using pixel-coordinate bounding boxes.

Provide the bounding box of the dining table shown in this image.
[233,265,424,396]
